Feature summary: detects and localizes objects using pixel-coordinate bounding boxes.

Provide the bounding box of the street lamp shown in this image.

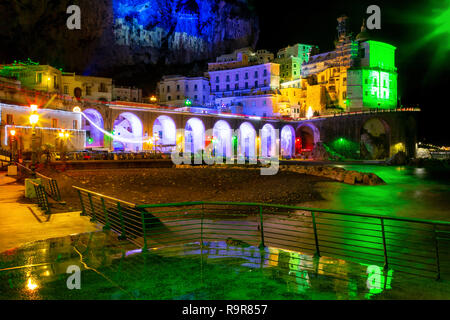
[29,105,39,178]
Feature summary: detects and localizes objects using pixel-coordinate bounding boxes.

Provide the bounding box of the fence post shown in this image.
[101,197,111,230]
[88,193,96,222]
[311,211,321,258]
[433,224,441,281]
[200,203,204,248]
[140,208,148,252]
[380,218,389,270]
[259,205,265,249]
[53,179,61,201]
[117,202,127,240]
[77,189,87,216]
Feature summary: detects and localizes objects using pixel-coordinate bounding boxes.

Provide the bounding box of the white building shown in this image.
[209,62,281,117]
[157,75,212,107]
[0,103,85,152]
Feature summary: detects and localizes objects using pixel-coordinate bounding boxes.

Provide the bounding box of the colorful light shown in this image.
[80,110,152,144]
[29,114,39,125]
[306,106,313,119]
[10,129,16,136]
[30,104,38,112]
[73,106,81,113]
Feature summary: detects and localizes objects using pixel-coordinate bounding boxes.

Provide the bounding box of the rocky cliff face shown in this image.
[0,0,259,76]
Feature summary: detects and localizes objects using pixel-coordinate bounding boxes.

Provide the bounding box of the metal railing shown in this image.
[74,186,450,281]
[16,162,61,201]
[29,180,50,215]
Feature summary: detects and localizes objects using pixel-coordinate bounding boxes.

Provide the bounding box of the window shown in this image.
[194,84,198,91]
[254,71,258,78]
[255,81,258,88]
[263,100,266,106]
[168,96,171,101]
[365,79,368,84]
[167,86,171,93]
[245,73,248,80]
[235,83,239,90]
[216,76,219,83]
[216,85,219,92]
[64,86,68,94]
[52,119,58,128]
[73,120,78,129]
[226,84,230,91]
[6,114,13,125]
[86,86,92,96]
[235,74,239,81]
[343,91,347,99]
[186,85,189,91]
[99,83,107,93]
[36,73,42,84]
[245,82,248,89]
[226,75,230,82]
[263,69,267,77]
[177,85,180,92]
[177,95,180,100]
[194,95,198,100]
[54,76,57,88]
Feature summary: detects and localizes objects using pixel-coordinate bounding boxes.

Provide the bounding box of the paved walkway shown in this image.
[0,172,100,253]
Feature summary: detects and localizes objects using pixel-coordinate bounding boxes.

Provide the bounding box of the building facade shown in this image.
[276,44,317,83]
[209,62,281,117]
[158,75,212,107]
[112,86,143,102]
[0,62,62,94]
[0,103,85,152]
[62,73,113,102]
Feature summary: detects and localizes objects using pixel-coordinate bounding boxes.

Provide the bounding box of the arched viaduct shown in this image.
[79,104,418,160]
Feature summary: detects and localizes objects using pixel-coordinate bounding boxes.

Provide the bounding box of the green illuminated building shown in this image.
[347,40,398,110]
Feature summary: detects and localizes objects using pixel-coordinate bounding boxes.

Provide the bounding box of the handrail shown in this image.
[74,186,450,281]
[73,186,137,207]
[137,201,450,227]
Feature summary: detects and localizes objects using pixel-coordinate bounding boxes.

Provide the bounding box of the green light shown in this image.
[185,99,192,106]
[361,69,397,109]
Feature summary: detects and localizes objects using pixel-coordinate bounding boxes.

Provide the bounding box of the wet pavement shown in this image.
[0,172,101,252]
[1,230,449,300]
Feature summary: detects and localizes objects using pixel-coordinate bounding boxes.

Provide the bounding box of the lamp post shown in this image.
[58,130,70,162]
[29,105,39,178]
[9,128,16,164]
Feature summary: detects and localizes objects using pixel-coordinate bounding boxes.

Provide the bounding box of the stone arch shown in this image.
[153,115,177,153]
[113,112,143,152]
[360,117,391,160]
[82,108,104,148]
[260,123,277,158]
[185,117,205,154]
[212,120,232,158]
[239,121,257,160]
[295,122,320,154]
[281,125,295,158]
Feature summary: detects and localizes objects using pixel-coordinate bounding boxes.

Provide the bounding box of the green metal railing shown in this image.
[73,186,450,281]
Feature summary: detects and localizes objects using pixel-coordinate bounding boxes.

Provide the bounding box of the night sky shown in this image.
[253,0,450,145]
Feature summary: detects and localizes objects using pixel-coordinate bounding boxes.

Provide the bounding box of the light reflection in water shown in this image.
[305,165,450,220]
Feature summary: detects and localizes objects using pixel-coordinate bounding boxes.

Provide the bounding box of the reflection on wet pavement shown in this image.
[1,231,449,300]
